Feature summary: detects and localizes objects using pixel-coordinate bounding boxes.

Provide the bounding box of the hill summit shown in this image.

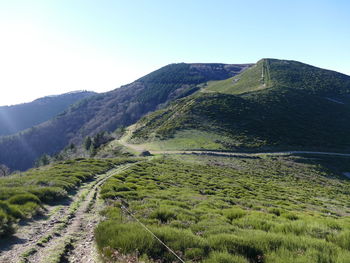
[129,59,350,151]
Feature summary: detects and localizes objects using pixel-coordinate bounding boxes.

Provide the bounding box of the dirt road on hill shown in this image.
[118,139,350,158]
[0,164,133,263]
[155,150,350,157]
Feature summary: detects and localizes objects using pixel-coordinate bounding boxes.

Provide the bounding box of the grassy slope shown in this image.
[205,59,269,95]
[130,59,350,151]
[206,58,350,96]
[140,130,229,151]
[96,154,350,263]
[0,158,137,237]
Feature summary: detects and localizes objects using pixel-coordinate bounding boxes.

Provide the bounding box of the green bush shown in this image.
[95,221,157,255]
[28,187,67,202]
[17,202,42,217]
[0,209,15,237]
[8,193,41,205]
[223,207,246,222]
[150,208,177,223]
[268,207,282,216]
[208,234,263,260]
[95,221,209,262]
[203,251,249,263]
[0,201,23,218]
[330,230,350,250]
[153,226,209,260]
[283,212,299,221]
[265,247,339,263]
[185,247,207,261]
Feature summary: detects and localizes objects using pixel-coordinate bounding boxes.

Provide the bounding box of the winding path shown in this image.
[0,164,134,263]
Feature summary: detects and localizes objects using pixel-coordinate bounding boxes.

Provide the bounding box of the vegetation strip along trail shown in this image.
[0,163,136,263]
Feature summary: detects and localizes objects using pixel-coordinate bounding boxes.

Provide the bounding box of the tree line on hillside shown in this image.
[0,63,243,171]
[33,131,117,168]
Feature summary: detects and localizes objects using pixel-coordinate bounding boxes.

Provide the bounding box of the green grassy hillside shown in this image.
[95,154,350,263]
[205,59,270,94]
[130,59,350,151]
[205,59,350,96]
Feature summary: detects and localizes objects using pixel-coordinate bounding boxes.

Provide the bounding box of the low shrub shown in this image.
[95,215,209,262]
[150,208,177,223]
[283,212,299,221]
[223,207,246,222]
[27,187,67,203]
[330,230,350,250]
[0,201,23,218]
[203,251,249,263]
[0,209,15,236]
[268,207,282,216]
[8,193,41,205]
[95,221,157,257]
[208,233,263,261]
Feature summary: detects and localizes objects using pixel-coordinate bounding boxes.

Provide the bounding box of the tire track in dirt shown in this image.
[0,164,134,263]
[65,164,134,263]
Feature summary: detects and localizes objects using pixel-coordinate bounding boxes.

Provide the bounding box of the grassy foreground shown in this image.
[96,155,350,263]
[0,157,137,237]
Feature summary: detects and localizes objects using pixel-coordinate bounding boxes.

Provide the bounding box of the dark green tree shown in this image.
[35,154,50,167]
[84,136,92,150]
[0,164,10,176]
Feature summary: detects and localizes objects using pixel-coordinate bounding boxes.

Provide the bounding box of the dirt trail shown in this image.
[117,139,350,158]
[151,150,350,157]
[0,164,132,263]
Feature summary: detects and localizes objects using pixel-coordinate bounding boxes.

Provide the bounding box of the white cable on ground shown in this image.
[121,205,186,263]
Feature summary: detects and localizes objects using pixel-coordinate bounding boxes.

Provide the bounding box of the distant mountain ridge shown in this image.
[0,63,250,170]
[0,91,96,136]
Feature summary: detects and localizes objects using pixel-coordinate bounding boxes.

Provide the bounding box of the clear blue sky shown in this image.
[0,0,349,105]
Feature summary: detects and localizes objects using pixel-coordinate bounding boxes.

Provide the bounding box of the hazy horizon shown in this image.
[1,0,349,106]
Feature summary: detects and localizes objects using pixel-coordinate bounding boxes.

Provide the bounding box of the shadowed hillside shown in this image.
[0,91,95,136]
[0,63,250,170]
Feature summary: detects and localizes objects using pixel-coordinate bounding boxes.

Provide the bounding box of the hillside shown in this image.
[0,91,95,136]
[130,59,350,151]
[0,63,250,171]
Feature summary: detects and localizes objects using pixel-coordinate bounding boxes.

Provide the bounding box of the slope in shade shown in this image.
[0,63,250,170]
[0,91,96,136]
